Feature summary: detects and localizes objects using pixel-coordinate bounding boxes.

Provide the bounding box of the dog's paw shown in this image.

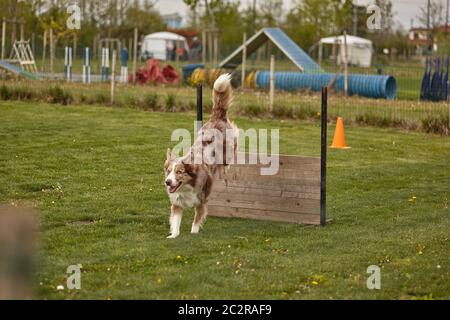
[166,233,179,239]
[191,224,200,234]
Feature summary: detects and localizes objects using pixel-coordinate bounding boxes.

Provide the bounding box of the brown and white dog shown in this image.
[164,74,238,238]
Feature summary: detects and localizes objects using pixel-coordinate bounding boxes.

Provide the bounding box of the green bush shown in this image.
[356,114,392,127]
[144,93,159,110]
[124,95,141,107]
[165,93,176,111]
[203,101,213,113]
[10,86,35,101]
[0,84,10,100]
[422,115,449,135]
[93,92,108,105]
[355,114,422,131]
[47,86,72,105]
[241,103,264,117]
[186,100,196,111]
[293,107,317,120]
[79,94,89,104]
[272,104,294,118]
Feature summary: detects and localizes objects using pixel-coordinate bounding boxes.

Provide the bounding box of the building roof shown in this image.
[162,13,182,21]
[409,25,450,32]
[319,35,372,46]
[143,32,186,42]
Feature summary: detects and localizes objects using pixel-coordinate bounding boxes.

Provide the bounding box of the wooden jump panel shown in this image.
[207,153,321,225]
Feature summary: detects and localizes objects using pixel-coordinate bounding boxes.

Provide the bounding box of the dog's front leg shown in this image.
[167,204,182,238]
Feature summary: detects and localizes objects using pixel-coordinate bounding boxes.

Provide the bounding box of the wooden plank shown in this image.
[226,163,320,173]
[213,179,321,194]
[281,191,320,200]
[208,205,321,225]
[211,184,282,197]
[224,166,320,181]
[208,196,320,215]
[211,184,320,200]
[232,152,320,168]
[219,174,321,186]
[231,162,321,171]
[209,190,320,205]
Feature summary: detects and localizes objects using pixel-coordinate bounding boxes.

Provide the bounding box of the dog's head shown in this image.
[164,148,196,193]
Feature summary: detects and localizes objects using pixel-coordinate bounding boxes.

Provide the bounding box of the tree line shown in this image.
[1,0,446,59]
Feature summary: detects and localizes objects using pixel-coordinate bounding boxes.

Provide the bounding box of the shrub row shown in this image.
[355,114,420,131]
[0,82,448,135]
[421,115,450,135]
[0,83,197,112]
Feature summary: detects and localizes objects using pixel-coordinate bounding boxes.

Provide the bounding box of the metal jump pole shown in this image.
[82,47,91,84]
[120,47,128,84]
[111,50,116,104]
[101,47,110,82]
[320,87,328,226]
[196,83,203,133]
[132,27,138,84]
[64,46,73,82]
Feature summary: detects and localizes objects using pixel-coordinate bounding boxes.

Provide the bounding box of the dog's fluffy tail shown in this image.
[212,73,232,120]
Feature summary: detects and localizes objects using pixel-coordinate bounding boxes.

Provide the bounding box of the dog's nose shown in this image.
[165,179,172,186]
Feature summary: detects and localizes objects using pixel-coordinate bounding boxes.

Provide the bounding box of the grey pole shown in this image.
[320,87,328,226]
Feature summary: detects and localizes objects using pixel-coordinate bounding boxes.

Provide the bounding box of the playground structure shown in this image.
[185,28,398,100]
[196,83,328,226]
[0,19,140,83]
[0,17,38,78]
[220,28,322,73]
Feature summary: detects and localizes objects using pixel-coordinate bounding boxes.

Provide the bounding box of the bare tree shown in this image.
[259,0,283,27]
[417,0,445,30]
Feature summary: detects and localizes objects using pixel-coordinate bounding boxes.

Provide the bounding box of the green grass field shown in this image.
[0,100,449,299]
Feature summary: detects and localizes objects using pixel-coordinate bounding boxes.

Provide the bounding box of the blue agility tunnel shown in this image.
[256,71,397,100]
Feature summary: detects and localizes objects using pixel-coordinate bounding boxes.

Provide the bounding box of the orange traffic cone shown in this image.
[330,117,350,149]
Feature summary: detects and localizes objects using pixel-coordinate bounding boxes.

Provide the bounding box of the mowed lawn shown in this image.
[0,100,449,300]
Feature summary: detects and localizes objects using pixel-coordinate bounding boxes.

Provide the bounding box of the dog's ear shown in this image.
[181,158,197,176]
[166,148,172,161]
[184,164,196,176]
